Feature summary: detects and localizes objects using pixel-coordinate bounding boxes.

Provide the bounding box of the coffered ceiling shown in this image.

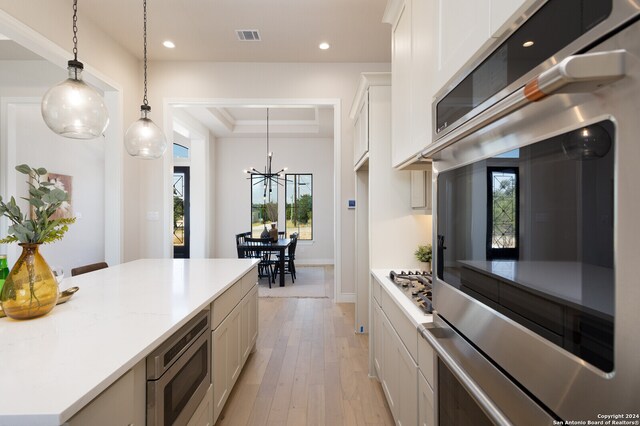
[176,106,334,139]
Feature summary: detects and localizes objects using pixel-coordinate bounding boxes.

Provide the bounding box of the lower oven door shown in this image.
[420,317,555,425]
[147,330,211,426]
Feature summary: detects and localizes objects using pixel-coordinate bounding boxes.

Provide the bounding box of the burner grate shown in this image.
[389,270,434,314]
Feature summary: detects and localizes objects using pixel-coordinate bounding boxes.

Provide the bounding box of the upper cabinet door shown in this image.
[410,0,437,154]
[391,0,412,167]
[353,92,369,168]
[490,0,528,37]
[435,0,491,91]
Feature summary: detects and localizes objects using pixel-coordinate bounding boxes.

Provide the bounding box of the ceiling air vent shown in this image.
[236,30,261,41]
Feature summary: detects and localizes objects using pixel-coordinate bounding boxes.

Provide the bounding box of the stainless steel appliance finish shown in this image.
[431,0,639,142]
[147,309,211,426]
[418,318,554,425]
[428,2,640,422]
[389,270,433,314]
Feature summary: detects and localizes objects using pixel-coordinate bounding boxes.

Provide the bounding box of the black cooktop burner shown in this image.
[389,270,433,314]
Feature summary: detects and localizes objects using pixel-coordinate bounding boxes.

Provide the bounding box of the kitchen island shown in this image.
[0,258,259,426]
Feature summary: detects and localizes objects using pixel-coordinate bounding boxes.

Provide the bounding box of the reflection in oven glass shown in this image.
[438,359,493,426]
[437,120,615,372]
[164,341,208,425]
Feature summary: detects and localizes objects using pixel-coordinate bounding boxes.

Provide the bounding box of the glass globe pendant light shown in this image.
[41,0,109,139]
[124,0,167,159]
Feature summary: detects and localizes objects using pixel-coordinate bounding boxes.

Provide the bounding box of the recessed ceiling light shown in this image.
[522,40,534,48]
[319,42,330,50]
[163,40,175,49]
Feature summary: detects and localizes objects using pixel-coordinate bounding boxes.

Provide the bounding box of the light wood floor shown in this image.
[215,274,394,425]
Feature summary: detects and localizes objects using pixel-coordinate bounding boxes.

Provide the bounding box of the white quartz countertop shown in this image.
[371,269,433,326]
[0,258,258,426]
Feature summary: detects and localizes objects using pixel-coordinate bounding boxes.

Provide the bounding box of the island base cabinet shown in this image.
[212,267,259,424]
[65,360,145,426]
[241,285,259,363]
[213,303,242,422]
[187,384,214,426]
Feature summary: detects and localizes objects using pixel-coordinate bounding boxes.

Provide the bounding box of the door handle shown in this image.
[524,49,626,100]
[422,49,626,159]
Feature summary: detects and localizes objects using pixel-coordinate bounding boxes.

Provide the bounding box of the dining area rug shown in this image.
[258,265,332,298]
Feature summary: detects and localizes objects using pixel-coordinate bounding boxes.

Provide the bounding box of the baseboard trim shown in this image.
[295,259,334,266]
[335,293,355,303]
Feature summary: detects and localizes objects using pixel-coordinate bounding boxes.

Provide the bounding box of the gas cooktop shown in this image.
[389,270,433,314]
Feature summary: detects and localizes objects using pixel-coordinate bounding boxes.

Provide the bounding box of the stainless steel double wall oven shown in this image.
[423,0,640,423]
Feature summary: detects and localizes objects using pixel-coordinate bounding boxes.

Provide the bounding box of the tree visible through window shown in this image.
[251,175,278,237]
[486,167,518,260]
[286,174,313,240]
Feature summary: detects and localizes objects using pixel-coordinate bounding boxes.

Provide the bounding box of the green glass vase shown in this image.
[0,243,59,320]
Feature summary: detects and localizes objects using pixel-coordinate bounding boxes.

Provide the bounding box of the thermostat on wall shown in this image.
[348,199,356,209]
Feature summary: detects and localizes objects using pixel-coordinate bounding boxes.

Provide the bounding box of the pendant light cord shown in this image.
[142,0,149,107]
[266,108,270,165]
[72,0,78,62]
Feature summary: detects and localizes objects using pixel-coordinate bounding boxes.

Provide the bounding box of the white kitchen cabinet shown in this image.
[410,167,432,213]
[351,72,393,335]
[373,295,384,377]
[418,371,435,426]
[380,306,418,426]
[391,0,413,167]
[385,0,439,167]
[353,91,369,168]
[490,0,528,37]
[410,0,438,156]
[435,0,491,92]
[65,361,145,426]
[187,384,214,426]
[418,332,435,426]
[212,266,258,423]
[212,302,240,422]
[396,331,419,426]
[381,311,399,417]
[241,284,258,363]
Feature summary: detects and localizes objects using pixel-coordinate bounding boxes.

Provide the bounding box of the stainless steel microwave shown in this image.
[425,0,640,423]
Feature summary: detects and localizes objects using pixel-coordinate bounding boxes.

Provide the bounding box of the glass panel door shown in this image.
[173,167,190,258]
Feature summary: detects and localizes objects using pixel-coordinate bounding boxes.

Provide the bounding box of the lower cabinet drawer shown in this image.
[381,287,418,360]
[418,332,435,389]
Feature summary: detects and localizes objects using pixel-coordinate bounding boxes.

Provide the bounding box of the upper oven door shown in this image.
[431,16,640,422]
[432,0,639,142]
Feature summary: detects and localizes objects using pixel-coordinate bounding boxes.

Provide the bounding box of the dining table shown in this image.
[237,238,291,287]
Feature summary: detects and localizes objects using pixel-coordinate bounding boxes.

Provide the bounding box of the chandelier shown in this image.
[243,108,288,200]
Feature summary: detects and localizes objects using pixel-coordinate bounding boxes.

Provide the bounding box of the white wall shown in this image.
[0,1,142,262]
[215,136,333,263]
[11,103,105,275]
[368,85,432,270]
[146,61,390,298]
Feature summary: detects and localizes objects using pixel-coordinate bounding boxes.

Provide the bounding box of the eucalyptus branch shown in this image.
[0,164,75,244]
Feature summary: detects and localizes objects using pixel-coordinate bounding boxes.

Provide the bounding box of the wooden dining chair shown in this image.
[71,262,108,277]
[244,237,275,286]
[273,232,298,283]
[235,232,251,258]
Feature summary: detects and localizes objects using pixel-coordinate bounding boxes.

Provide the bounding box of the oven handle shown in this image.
[418,318,554,425]
[421,49,626,159]
[418,321,512,425]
